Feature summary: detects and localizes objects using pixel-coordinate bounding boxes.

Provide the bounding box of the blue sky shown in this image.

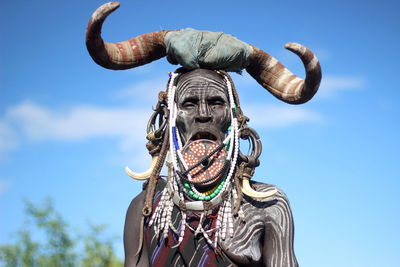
[1,0,399,266]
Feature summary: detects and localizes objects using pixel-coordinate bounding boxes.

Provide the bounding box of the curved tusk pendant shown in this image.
[241,177,277,199]
[125,156,159,180]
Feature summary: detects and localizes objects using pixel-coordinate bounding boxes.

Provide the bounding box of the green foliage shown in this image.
[81,224,122,267]
[0,199,123,267]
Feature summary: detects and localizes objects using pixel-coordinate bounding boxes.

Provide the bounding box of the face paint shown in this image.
[175,69,231,145]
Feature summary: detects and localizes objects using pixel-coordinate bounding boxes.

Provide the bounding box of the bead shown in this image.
[156,73,242,248]
[225,141,230,151]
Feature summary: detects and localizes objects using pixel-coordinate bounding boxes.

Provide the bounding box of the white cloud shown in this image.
[0,99,322,157]
[0,101,154,157]
[244,104,322,128]
[319,75,365,97]
[6,101,150,141]
[0,99,322,166]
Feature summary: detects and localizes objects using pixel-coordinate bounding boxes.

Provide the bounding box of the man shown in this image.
[85,3,321,266]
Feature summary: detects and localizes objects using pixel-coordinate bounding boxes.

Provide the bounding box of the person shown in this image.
[123,68,299,266]
[85,3,321,266]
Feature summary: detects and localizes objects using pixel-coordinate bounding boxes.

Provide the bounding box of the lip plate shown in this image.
[181,139,227,188]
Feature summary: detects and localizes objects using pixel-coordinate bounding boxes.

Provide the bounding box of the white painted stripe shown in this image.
[282,77,302,99]
[122,41,132,62]
[306,54,319,71]
[265,56,278,70]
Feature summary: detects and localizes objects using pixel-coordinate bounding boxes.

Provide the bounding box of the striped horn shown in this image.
[125,156,159,180]
[241,177,277,199]
[86,2,170,70]
[246,43,322,104]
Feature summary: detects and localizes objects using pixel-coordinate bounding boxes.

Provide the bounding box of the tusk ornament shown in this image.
[241,177,277,199]
[125,156,159,180]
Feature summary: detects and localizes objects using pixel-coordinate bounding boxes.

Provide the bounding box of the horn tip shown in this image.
[108,1,120,8]
[98,2,120,14]
[284,42,301,50]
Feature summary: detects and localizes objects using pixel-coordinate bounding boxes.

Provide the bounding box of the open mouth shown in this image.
[190,131,217,141]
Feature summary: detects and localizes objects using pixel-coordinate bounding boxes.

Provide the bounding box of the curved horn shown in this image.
[246,43,322,104]
[86,2,170,70]
[241,177,277,199]
[125,155,159,180]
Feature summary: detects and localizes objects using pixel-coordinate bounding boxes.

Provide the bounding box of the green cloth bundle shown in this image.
[165,28,252,72]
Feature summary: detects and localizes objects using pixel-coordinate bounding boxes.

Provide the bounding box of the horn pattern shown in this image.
[241,177,277,199]
[86,3,321,104]
[246,43,322,104]
[86,2,169,70]
[125,156,159,180]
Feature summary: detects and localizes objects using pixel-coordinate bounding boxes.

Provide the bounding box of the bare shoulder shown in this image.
[124,179,169,266]
[242,180,294,223]
[124,190,148,267]
[249,181,298,266]
[126,179,167,218]
[127,190,146,213]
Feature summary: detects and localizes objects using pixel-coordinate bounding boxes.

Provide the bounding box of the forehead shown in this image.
[176,71,228,100]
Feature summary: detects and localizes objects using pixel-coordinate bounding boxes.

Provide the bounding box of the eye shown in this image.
[209,97,226,106]
[183,102,195,108]
[181,98,198,108]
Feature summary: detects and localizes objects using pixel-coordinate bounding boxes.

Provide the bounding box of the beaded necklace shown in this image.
[148,71,244,248]
[168,72,238,201]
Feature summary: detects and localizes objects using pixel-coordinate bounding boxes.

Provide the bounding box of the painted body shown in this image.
[124,181,297,266]
[123,70,298,267]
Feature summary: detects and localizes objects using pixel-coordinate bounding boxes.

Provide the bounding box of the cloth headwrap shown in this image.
[165,28,253,72]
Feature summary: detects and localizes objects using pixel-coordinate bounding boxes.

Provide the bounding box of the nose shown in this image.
[196,100,212,123]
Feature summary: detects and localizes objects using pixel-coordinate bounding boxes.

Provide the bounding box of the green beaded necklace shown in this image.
[184,179,226,201]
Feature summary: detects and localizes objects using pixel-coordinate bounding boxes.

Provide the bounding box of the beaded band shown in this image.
[151,70,242,248]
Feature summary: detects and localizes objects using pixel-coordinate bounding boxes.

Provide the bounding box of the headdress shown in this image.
[86,2,322,248]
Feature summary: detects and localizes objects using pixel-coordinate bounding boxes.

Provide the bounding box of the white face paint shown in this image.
[175,70,231,145]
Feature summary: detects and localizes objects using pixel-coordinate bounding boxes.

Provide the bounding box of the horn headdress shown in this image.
[86,2,322,199]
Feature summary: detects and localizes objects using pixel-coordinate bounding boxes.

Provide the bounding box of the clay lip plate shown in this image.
[181,139,227,186]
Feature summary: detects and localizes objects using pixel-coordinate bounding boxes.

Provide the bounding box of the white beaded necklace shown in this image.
[149,71,244,248]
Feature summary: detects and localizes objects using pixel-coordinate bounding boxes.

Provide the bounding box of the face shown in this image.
[175,69,231,145]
